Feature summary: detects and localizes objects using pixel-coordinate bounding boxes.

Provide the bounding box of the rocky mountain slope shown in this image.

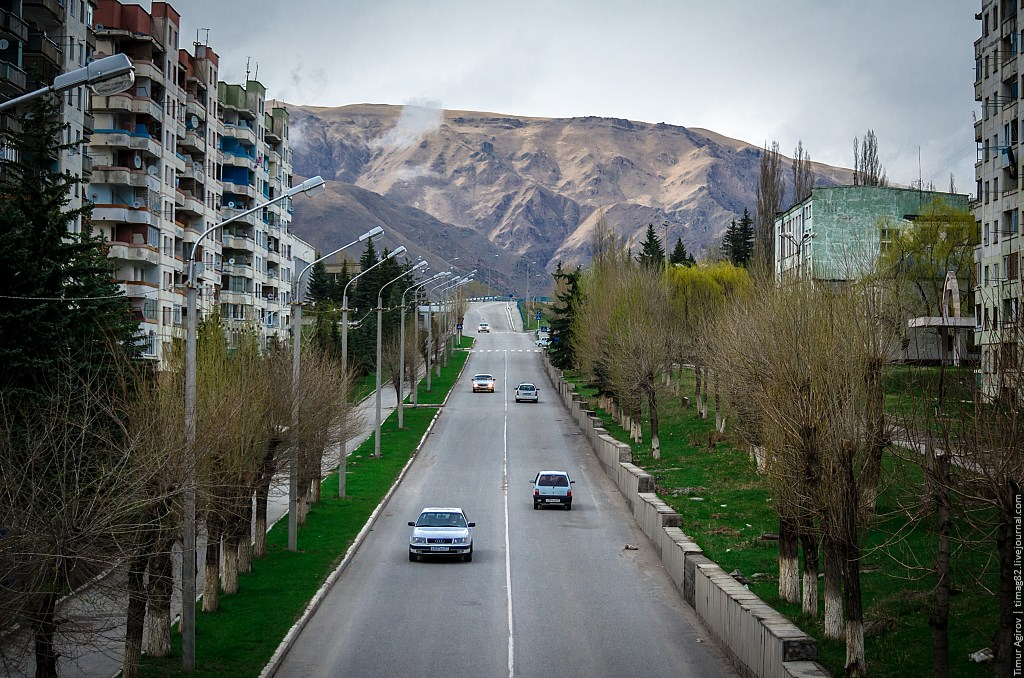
[285,103,853,294]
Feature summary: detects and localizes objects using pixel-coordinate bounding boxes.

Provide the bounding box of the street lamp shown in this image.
[422,274,457,390]
[375,260,427,456]
[0,53,135,112]
[286,225,382,551]
[181,175,325,671]
[338,246,406,488]
[437,275,473,362]
[400,271,449,423]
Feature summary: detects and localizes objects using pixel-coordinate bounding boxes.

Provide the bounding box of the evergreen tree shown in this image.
[668,237,695,267]
[722,209,755,267]
[306,259,332,303]
[635,223,666,270]
[548,263,581,369]
[0,96,141,400]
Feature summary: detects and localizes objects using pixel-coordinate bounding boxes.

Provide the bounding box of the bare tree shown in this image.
[754,141,784,275]
[853,129,888,187]
[791,140,815,205]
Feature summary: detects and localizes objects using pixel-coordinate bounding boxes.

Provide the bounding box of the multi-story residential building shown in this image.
[775,185,971,362]
[975,0,1023,402]
[0,0,97,230]
[86,0,314,364]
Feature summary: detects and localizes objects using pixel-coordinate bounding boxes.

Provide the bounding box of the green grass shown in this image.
[568,368,998,677]
[411,339,471,405]
[139,366,459,676]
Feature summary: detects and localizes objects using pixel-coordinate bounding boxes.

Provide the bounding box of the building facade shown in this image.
[975,0,1024,401]
[775,185,972,362]
[87,0,313,364]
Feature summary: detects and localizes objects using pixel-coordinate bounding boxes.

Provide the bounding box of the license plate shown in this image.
[430,546,450,552]
[545,498,560,503]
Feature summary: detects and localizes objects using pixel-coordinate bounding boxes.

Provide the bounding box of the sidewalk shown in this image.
[0,383,408,678]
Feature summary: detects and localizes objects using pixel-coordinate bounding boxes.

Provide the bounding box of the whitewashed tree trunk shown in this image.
[203,538,220,612]
[716,412,726,433]
[652,433,661,459]
[824,538,844,640]
[145,549,172,656]
[221,542,239,594]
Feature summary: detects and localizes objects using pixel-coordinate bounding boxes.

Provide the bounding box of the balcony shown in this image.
[129,96,163,120]
[223,151,255,169]
[0,10,29,43]
[83,112,94,133]
[92,204,159,226]
[25,32,62,71]
[222,233,254,251]
[107,241,160,266]
[91,92,133,113]
[23,0,63,24]
[178,192,205,216]
[0,60,27,98]
[186,97,207,122]
[81,153,92,175]
[179,129,206,153]
[89,166,161,191]
[131,60,165,84]
[223,180,256,198]
[121,279,160,300]
[223,122,256,145]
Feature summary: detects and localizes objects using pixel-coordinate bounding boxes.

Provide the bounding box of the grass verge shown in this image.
[568,368,997,677]
[139,356,465,676]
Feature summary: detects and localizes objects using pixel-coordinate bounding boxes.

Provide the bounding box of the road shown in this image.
[274,301,736,678]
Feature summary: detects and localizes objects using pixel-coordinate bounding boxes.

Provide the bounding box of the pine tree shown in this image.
[721,209,755,267]
[635,223,666,270]
[668,237,695,267]
[0,96,141,400]
[721,220,742,266]
[548,263,581,369]
[306,259,333,303]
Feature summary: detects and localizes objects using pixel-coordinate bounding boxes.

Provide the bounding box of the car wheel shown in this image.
[533,502,539,510]
[566,503,572,511]
[409,551,418,562]
[464,549,473,563]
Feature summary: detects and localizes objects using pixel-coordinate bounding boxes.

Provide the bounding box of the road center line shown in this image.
[503,343,514,678]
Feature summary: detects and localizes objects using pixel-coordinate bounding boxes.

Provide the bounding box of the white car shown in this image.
[532,470,574,510]
[515,382,539,403]
[472,373,496,393]
[408,507,475,562]
[535,337,550,347]
[478,322,490,333]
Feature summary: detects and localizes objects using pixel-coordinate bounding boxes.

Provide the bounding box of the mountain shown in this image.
[284,103,853,294]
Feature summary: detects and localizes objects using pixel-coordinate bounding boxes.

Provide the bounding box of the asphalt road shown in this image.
[275,301,736,678]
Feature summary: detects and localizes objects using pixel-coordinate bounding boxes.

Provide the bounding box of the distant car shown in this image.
[535,337,550,347]
[408,507,475,562]
[532,470,574,510]
[478,322,490,333]
[515,382,539,403]
[472,373,495,393]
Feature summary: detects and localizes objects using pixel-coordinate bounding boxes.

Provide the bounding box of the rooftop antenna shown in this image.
[245,56,251,82]
[254,63,258,82]
[194,28,210,48]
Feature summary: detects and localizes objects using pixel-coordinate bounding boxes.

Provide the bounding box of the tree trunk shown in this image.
[694,362,703,416]
[254,478,270,559]
[644,380,659,458]
[800,527,819,618]
[203,520,221,612]
[840,446,865,677]
[238,498,253,574]
[32,591,59,678]
[123,552,148,678]
[145,546,173,657]
[778,515,800,604]
[928,447,951,678]
[221,515,239,595]
[823,533,844,640]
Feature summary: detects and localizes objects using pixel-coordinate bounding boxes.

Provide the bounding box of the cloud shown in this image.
[370,99,443,150]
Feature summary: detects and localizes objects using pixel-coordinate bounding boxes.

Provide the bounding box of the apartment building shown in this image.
[87,0,313,363]
[0,0,96,223]
[975,0,1024,402]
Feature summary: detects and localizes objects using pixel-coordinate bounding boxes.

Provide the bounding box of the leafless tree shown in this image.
[853,129,888,187]
[791,140,815,205]
[754,141,784,276]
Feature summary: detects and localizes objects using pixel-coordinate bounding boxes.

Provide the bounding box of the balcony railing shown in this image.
[0,9,29,42]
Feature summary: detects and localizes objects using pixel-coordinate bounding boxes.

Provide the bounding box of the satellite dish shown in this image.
[146,165,158,176]
[132,200,143,209]
[190,115,199,129]
[227,201,235,208]
[133,154,142,169]
[227,258,235,266]
[94,23,104,30]
[193,162,202,173]
[0,40,9,51]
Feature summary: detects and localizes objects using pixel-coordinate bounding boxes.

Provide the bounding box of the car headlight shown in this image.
[411,537,426,544]
[451,537,468,545]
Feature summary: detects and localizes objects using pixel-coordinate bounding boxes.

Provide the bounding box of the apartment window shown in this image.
[985,264,991,286]
[984,223,991,245]
[995,219,1000,244]
[70,0,76,15]
[985,181,991,203]
[162,306,171,326]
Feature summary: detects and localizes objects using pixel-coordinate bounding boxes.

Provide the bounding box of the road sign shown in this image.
[540,325,548,333]
[456,323,463,329]
[535,311,542,320]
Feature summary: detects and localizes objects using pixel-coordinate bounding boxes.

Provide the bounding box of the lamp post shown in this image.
[375,260,427,456]
[287,225,381,551]
[423,275,462,387]
[438,275,473,361]
[400,271,449,425]
[182,175,324,671]
[779,231,816,279]
[0,53,135,112]
[338,246,406,488]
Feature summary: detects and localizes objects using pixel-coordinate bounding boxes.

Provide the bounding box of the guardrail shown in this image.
[541,357,830,678]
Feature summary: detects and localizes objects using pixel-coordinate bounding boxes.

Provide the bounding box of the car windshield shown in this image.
[518,385,534,391]
[474,375,492,381]
[539,475,569,487]
[417,512,467,528]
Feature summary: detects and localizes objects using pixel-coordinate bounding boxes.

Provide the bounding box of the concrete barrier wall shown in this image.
[541,359,829,678]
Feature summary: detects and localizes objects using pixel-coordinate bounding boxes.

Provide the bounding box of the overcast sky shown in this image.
[159,0,978,192]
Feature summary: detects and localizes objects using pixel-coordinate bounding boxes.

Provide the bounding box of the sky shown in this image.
[158,0,979,193]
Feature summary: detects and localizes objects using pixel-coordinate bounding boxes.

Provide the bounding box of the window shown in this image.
[984,222,990,245]
[162,306,171,326]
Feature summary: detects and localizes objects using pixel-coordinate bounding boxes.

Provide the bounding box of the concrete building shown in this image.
[87,0,314,363]
[974,0,1024,401]
[774,184,972,361]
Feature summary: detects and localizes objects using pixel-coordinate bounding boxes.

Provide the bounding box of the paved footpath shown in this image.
[0,382,411,677]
